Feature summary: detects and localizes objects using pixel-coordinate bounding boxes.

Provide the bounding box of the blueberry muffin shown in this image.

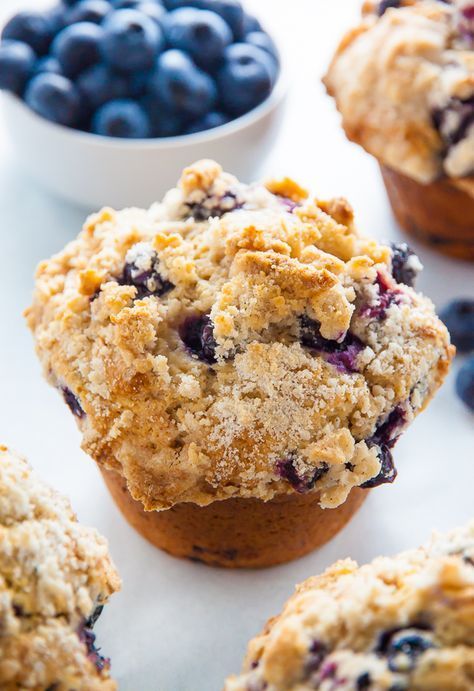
[0,445,120,690]
[225,522,474,690]
[324,0,474,260]
[26,160,453,568]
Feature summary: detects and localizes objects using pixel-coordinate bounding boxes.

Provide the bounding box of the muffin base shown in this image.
[380,165,474,261]
[101,468,367,569]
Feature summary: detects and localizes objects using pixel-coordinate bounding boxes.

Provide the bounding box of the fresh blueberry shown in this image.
[179,314,217,363]
[112,0,165,7]
[185,110,228,134]
[390,242,421,287]
[163,8,232,70]
[66,0,111,25]
[276,453,329,493]
[134,1,167,24]
[198,0,245,40]
[24,73,82,126]
[149,49,217,118]
[2,11,55,56]
[101,9,165,73]
[456,357,474,411]
[0,41,36,95]
[61,386,86,418]
[92,99,151,137]
[245,30,279,64]
[33,55,62,76]
[77,63,128,109]
[242,12,261,34]
[120,244,174,296]
[45,5,68,35]
[378,0,402,15]
[439,299,474,353]
[217,42,273,116]
[141,92,184,136]
[52,22,103,78]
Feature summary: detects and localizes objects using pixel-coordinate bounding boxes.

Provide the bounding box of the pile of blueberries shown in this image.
[439,299,474,411]
[0,0,279,138]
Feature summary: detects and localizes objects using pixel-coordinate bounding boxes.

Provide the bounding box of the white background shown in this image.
[0,1,473,690]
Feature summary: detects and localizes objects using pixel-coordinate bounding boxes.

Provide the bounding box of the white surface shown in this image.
[0,1,473,690]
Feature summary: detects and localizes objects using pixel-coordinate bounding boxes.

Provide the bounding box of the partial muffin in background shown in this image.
[324,0,474,260]
[0,445,120,690]
[225,521,474,690]
[26,160,453,568]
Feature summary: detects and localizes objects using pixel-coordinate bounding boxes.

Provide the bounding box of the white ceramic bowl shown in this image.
[1,68,288,210]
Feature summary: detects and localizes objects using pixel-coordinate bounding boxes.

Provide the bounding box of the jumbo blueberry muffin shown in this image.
[225,522,474,690]
[0,445,120,690]
[26,160,453,568]
[324,0,474,260]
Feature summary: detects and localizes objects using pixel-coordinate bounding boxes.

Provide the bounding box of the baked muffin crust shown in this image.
[0,446,120,690]
[225,522,474,690]
[324,0,474,185]
[26,160,453,511]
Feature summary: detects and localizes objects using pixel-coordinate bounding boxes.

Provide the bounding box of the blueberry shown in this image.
[141,92,184,136]
[390,242,421,287]
[163,8,232,70]
[299,316,364,373]
[360,446,397,489]
[78,623,110,673]
[120,244,174,296]
[305,640,328,675]
[112,0,165,7]
[217,42,273,116]
[92,99,151,137]
[46,5,68,34]
[276,453,329,493]
[25,73,82,127]
[52,22,103,78]
[0,41,36,95]
[380,628,435,673]
[439,299,474,353]
[242,12,261,34]
[456,357,474,411]
[66,0,111,25]
[77,64,128,109]
[432,97,474,148]
[61,386,85,418]
[86,604,104,628]
[101,9,165,73]
[134,2,167,24]
[179,314,217,363]
[33,55,62,76]
[185,110,228,134]
[356,673,372,690]
[245,31,279,64]
[2,11,55,56]
[360,405,406,488]
[184,189,242,220]
[198,0,244,40]
[361,272,401,320]
[149,49,217,119]
[378,0,402,15]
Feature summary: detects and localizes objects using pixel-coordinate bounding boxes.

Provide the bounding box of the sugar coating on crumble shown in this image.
[0,446,120,690]
[324,0,474,185]
[225,522,474,691]
[26,160,453,511]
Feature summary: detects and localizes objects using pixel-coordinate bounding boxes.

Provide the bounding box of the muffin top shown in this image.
[0,446,120,691]
[225,522,474,691]
[26,160,452,511]
[324,0,474,185]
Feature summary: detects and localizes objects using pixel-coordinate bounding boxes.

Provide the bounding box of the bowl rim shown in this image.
[2,60,289,150]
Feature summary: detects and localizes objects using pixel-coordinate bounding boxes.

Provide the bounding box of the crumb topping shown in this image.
[324,0,474,184]
[0,446,120,690]
[225,522,474,691]
[26,161,453,511]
